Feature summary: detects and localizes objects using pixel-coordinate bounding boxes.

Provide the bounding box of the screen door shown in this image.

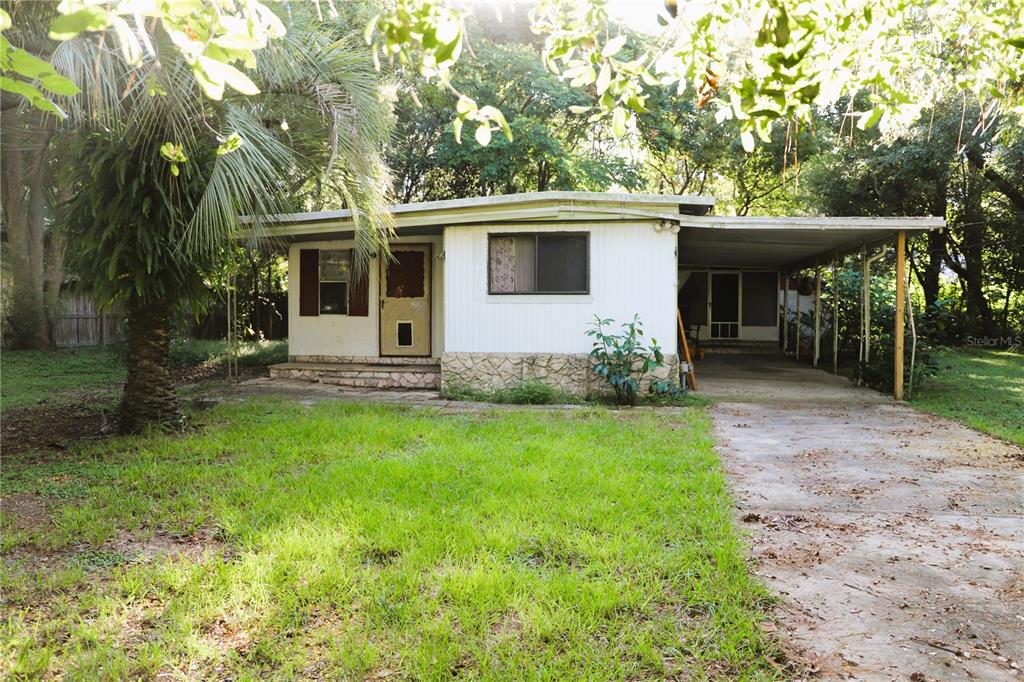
[380,245,431,356]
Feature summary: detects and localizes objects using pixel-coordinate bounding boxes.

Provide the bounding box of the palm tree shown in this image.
[55,9,394,432]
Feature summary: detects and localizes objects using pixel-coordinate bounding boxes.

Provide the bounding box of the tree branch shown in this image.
[964,146,1024,214]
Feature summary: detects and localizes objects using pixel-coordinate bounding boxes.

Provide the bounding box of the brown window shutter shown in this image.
[347,248,370,316]
[299,249,319,316]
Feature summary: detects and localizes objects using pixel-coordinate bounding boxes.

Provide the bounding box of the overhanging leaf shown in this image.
[474,124,491,145]
[49,7,111,41]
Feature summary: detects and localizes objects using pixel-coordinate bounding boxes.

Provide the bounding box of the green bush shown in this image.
[497,379,569,405]
[586,315,668,406]
[640,384,711,407]
[806,266,946,394]
[440,379,492,402]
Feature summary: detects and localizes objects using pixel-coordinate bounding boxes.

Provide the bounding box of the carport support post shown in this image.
[813,264,822,367]
[859,249,868,386]
[894,230,906,401]
[795,271,802,361]
[832,260,839,374]
[782,270,789,354]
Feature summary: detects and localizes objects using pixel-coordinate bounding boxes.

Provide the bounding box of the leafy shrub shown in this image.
[648,379,684,399]
[499,379,567,404]
[587,315,668,406]
[440,379,490,402]
[641,383,712,407]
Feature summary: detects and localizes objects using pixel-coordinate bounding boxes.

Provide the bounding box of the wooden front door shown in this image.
[380,245,431,356]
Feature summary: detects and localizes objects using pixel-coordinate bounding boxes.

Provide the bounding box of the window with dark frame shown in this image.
[319,250,350,314]
[488,233,588,294]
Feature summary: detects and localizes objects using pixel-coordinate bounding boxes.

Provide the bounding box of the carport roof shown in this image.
[249,192,944,268]
[674,214,945,269]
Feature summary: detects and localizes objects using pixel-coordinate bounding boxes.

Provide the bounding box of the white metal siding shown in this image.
[287,235,444,358]
[443,222,677,353]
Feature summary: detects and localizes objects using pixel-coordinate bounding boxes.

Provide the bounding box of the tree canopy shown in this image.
[6,0,1021,150]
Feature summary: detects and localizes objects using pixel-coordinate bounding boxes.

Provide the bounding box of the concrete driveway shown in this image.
[700,355,1024,680]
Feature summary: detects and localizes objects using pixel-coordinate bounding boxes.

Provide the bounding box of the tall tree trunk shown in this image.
[919,230,944,310]
[965,146,1024,214]
[2,123,50,349]
[120,299,178,433]
[919,189,948,311]
[44,230,65,346]
[1003,283,1015,332]
[960,166,997,336]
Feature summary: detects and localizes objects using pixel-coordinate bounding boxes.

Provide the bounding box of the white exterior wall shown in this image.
[781,288,817,339]
[287,235,444,358]
[443,221,678,354]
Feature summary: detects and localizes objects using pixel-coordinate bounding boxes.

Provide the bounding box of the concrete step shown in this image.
[269,362,440,389]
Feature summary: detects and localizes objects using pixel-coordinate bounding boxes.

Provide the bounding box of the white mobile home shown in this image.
[265,192,943,397]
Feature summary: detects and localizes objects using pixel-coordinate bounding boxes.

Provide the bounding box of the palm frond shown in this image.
[53,4,396,288]
[248,14,396,267]
[186,105,294,255]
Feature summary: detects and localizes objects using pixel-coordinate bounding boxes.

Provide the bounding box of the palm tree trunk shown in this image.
[120,299,178,433]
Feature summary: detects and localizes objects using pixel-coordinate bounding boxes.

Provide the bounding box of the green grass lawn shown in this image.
[912,347,1024,447]
[0,340,287,410]
[0,347,125,409]
[1,401,782,680]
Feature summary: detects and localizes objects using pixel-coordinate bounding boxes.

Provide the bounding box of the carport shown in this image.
[669,214,946,400]
[694,354,895,404]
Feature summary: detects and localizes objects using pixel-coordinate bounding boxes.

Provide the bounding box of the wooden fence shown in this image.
[53,292,123,348]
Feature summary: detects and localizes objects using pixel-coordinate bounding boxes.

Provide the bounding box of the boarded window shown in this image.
[319,250,350,315]
[386,251,426,298]
[488,233,588,294]
[742,271,778,326]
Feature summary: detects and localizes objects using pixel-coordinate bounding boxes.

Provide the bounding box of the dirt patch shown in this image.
[3,519,229,575]
[1,393,119,457]
[107,526,229,563]
[1,492,52,531]
[1,366,270,461]
[489,612,524,638]
[714,399,1024,680]
[201,616,254,654]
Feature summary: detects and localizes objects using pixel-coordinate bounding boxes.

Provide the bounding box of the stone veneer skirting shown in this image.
[441,352,679,398]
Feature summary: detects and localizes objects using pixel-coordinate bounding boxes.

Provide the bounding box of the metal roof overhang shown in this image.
[673,215,946,270]
[253,191,714,242]
[245,192,944,270]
